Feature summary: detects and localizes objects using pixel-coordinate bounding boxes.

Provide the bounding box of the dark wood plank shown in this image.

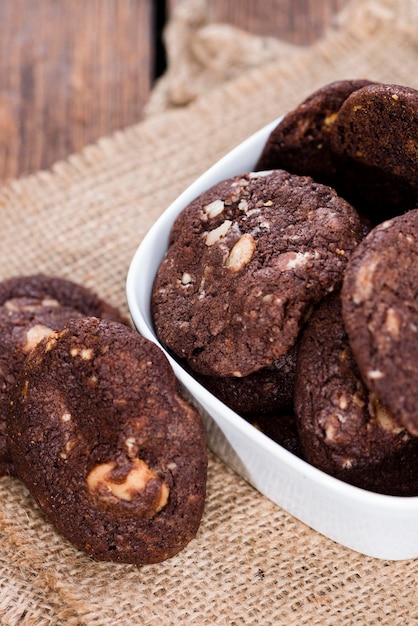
[0,0,155,181]
[0,0,350,182]
[169,0,350,45]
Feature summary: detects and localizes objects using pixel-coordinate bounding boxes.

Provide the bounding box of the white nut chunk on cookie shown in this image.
[22,324,55,353]
[205,220,232,246]
[225,234,256,272]
[87,458,169,515]
[204,198,225,219]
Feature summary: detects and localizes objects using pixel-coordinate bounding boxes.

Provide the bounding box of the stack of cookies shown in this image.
[2,275,207,564]
[152,80,418,496]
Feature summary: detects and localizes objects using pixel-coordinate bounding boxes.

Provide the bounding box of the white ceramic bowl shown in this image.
[126,117,418,561]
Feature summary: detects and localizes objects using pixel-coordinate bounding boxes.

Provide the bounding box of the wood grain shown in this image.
[0,0,349,181]
[0,0,154,180]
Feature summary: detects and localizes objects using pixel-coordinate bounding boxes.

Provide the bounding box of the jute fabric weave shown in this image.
[0,1,417,623]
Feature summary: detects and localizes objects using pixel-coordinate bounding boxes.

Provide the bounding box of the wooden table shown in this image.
[0,0,348,182]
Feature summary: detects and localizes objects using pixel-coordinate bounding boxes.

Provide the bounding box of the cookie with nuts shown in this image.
[0,274,127,477]
[255,79,374,186]
[329,82,418,220]
[256,81,418,223]
[248,411,303,459]
[341,210,418,437]
[294,294,418,495]
[152,169,362,377]
[192,344,297,416]
[7,317,207,565]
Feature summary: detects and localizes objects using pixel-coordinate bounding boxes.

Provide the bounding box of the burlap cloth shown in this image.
[0,0,417,623]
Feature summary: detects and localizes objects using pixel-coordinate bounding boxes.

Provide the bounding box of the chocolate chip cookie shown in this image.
[7,317,207,564]
[341,210,418,437]
[0,274,127,476]
[152,170,362,377]
[295,295,418,495]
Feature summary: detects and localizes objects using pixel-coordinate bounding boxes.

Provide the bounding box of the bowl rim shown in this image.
[126,115,418,515]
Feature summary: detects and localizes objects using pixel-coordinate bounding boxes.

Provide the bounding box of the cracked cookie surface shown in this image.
[152,170,362,377]
[329,83,418,221]
[295,294,418,495]
[7,317,207,564]
[342,210,418,436]
[255,79,374,183]
[0,274,127,476]
[256,81,418,222]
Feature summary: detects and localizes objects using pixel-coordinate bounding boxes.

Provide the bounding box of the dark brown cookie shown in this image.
[248,411,303,459]
[7,317,207,565]
[330,83,418,220]
[294,295,418,495]
[193,345,297,416]
[341,210,418,436]
[0,274,127,477]
[152,170,362,377]
[255,79,374,184]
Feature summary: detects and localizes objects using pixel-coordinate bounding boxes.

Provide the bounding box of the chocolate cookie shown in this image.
[249,411,303,459]
[7,317,207,565]
[255,79,374,184]
[341,210,418,437]
[152,170,362,377]
[294,295,418,495]
[330,83,418,220]
[0,274,127,477]
[193,345,297,416]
